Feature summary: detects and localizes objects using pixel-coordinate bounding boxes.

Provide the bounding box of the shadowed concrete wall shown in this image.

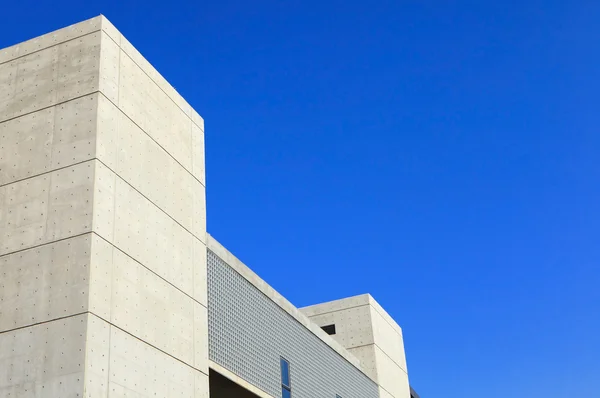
[0,16,208,397]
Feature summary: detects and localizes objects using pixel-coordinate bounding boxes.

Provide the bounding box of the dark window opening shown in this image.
[322,324,336,335]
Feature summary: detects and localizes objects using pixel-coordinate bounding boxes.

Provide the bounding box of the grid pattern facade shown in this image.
[207,250,379,398]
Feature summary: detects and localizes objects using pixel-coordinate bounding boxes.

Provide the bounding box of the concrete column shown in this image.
[0,16,208,398]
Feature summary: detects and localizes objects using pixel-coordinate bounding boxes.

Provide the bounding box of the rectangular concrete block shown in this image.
[56,32,101,103]
[113,174,194,295]
[45,160,95,241]
[0,46,59,121]
[370,306,407,373]
[347,345,379,384]
[118,50,192,170]
[84,314,110,397]
[120,36,192,118]
[102,103,197,235]
[0,160,98,256]
[0,31,104,123]
[0,234,92,332]
[88,234,114,320]
[0,172,52,254]
[0,106,54,186]
[92,160,116,241]
[108,322,203,397]
[1,15,208,398]
[51,94,98,169]
[0,314,88,396]
[0,93,98,186]
[109,248,195,366]
[98,32,120,105]
[373,345,410,398]
[0,16,102,64]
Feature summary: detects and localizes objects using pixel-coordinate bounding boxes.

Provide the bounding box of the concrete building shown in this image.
[0,16,417,398]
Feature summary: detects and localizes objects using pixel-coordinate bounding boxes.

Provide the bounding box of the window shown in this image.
[322,324,336,335]
[281,357,291,398]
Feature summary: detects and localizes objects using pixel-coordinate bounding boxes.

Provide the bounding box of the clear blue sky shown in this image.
[2,1,599,397]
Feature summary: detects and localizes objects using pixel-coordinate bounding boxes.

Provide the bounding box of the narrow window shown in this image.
[281,357,291,398]
[322,324,336,335]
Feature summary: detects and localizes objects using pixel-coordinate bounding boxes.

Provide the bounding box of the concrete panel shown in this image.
[108,106,195,233]
[108,323,203,398]
[0,16,102,64]
[120,36,192,118]
[0,94,98,186]
[118,50,192,170]
[0,172,51,254]
[92,161,116,242]
[0,47,59,122]
[0,234,92,332]
[96,86,205,242]
[98,32,120,105]
[191,122,205,186]
[113,175,194,296]
[373,345,410,398]
[45,161,95,241]
[0,31,102,123]
[0,160,97,255]
[88,234,114,321]
[0,107,55,186]
[56,32,101,103]
[370,306,407,373]
[109,248,195,366]
[95,93,119,170]
[347,345,378,382]
[84,313,110,397]
[0,314,88,397]
[51,94,98,169]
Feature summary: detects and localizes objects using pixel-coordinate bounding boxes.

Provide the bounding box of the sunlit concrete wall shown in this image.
[0,16,208,397]
[301,295,410,398]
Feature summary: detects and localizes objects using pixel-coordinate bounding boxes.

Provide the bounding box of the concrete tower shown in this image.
[301,295,411,398]
[0,16,209,397]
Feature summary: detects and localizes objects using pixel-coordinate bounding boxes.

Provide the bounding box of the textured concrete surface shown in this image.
[301,295,411,398]
[0,15,208,397]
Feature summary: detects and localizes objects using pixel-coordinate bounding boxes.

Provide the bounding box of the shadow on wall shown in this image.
[210,370,261,398]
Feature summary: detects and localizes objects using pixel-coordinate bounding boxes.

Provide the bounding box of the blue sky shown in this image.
[2,1,599,397]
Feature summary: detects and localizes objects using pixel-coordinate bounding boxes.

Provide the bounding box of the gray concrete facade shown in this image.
[0,15,415,398]
[0,16,208,397]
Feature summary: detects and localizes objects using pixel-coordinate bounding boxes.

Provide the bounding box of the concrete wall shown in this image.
[206,238,379,398]
[0,16,208,397]
[301,295,410,398]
